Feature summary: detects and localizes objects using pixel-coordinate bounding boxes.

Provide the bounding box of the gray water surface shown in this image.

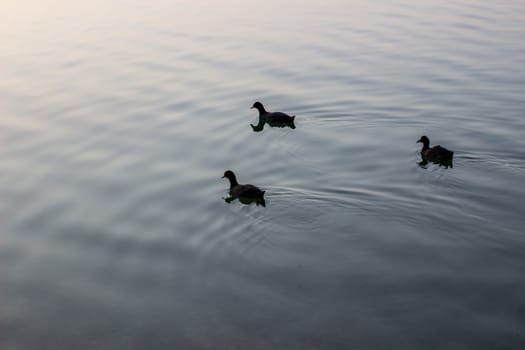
[2,1,525,349]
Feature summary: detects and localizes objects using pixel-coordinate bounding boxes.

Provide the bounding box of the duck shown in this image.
[250,101,296,124]
[222,170,266,207]
[417,136,454,164]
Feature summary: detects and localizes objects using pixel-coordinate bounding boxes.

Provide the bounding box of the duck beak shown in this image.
[416,139,421,143]
[250,106,254,109]
[221,175,225,178]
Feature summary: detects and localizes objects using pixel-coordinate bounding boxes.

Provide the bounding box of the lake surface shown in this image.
[1,1,525,349]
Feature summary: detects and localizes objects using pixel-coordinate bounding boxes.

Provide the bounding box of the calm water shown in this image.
[2,1,525,349]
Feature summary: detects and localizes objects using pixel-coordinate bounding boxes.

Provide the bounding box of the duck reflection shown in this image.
[418,157,453,168]
[250,117,296,132]
[222,170,266,207]
[250,101,296,132]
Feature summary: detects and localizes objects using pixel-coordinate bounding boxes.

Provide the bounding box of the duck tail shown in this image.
[259,191,266,207]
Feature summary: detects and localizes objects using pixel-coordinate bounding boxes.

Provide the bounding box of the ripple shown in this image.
[2,0,525,349]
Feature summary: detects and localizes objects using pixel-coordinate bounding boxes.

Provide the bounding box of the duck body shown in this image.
[222,170,266,207]
[417,136,454,166]
[251,101,296,125]
[264,111,296,124]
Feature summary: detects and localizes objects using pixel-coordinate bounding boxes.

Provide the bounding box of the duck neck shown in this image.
[228,176,238,188]
[420,140,430,151]
[256,106,267,115]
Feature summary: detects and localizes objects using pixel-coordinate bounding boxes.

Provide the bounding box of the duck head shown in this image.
[250,101,266,113]
[222,170,238,186]
[417,135,430,149]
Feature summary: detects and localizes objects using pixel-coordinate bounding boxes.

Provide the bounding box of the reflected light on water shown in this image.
[1,0,525,349]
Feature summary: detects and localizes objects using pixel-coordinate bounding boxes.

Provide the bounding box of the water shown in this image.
[2,1,525,349]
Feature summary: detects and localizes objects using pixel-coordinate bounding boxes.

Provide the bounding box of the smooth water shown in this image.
[2,1,525,349]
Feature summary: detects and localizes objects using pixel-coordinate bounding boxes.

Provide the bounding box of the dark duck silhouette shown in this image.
[222,170,266,207]
[250,101,296,132]
[417,135,454,167]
